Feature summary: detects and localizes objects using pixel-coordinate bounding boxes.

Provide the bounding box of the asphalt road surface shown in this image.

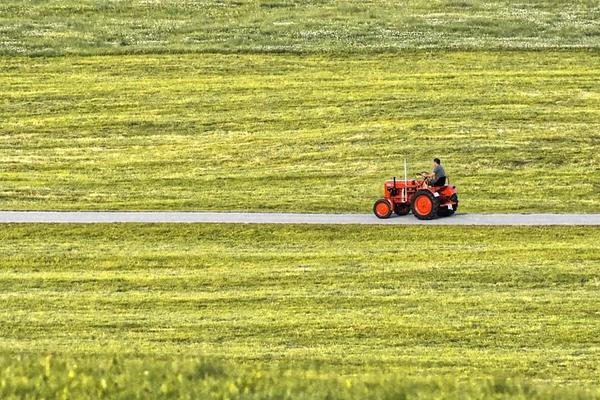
[0,211,599,225]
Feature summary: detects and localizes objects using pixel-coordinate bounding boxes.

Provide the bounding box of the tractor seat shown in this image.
[429,176,446,187]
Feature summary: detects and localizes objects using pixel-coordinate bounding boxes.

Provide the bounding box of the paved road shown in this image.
[0,211,599,225]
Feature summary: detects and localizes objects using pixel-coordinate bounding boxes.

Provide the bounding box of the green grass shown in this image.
[0,0,598,56]
[2,356,599,399]
[1,51,598,212]
[2,2,599,398]
[1,224,599,398]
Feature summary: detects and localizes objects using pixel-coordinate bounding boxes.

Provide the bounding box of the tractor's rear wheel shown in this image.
[451,194,459,213]
[411,190,439,220]
[438,193,459,217]
[437,194,459,217]
[373,199,393,219]
[394,204,410,216]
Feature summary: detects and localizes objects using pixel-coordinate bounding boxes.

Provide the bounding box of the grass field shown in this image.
[2,356,599,400]
[1,51,599,212]
[1,224,599,398]
[2,0,600,398]
[0,0,598,56]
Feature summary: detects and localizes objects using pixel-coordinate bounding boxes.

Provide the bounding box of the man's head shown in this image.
[433,158,441,166]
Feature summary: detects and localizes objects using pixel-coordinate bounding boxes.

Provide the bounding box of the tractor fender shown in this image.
[439,185,457,197]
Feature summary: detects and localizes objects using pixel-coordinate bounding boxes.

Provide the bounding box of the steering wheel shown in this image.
[416,172,431,186]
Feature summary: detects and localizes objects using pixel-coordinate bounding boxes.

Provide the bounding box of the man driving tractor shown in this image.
[422,158,446,186]
[372,157,458,219]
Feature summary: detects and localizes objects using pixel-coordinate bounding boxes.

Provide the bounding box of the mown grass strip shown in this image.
[1,224,599,392]
[1,51,599,212]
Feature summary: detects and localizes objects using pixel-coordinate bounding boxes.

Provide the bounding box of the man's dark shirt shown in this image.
[433,164,446,181]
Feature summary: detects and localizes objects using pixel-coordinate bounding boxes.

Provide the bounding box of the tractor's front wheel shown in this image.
[411,190,439,220]
[373,199,393,219]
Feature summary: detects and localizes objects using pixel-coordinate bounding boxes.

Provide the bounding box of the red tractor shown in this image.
[373,169,458,220]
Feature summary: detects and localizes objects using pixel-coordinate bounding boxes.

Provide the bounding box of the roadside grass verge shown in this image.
[0,224,599,398]
[2,355,599,399]
[1,51,599,212]
[0,0,598,56]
